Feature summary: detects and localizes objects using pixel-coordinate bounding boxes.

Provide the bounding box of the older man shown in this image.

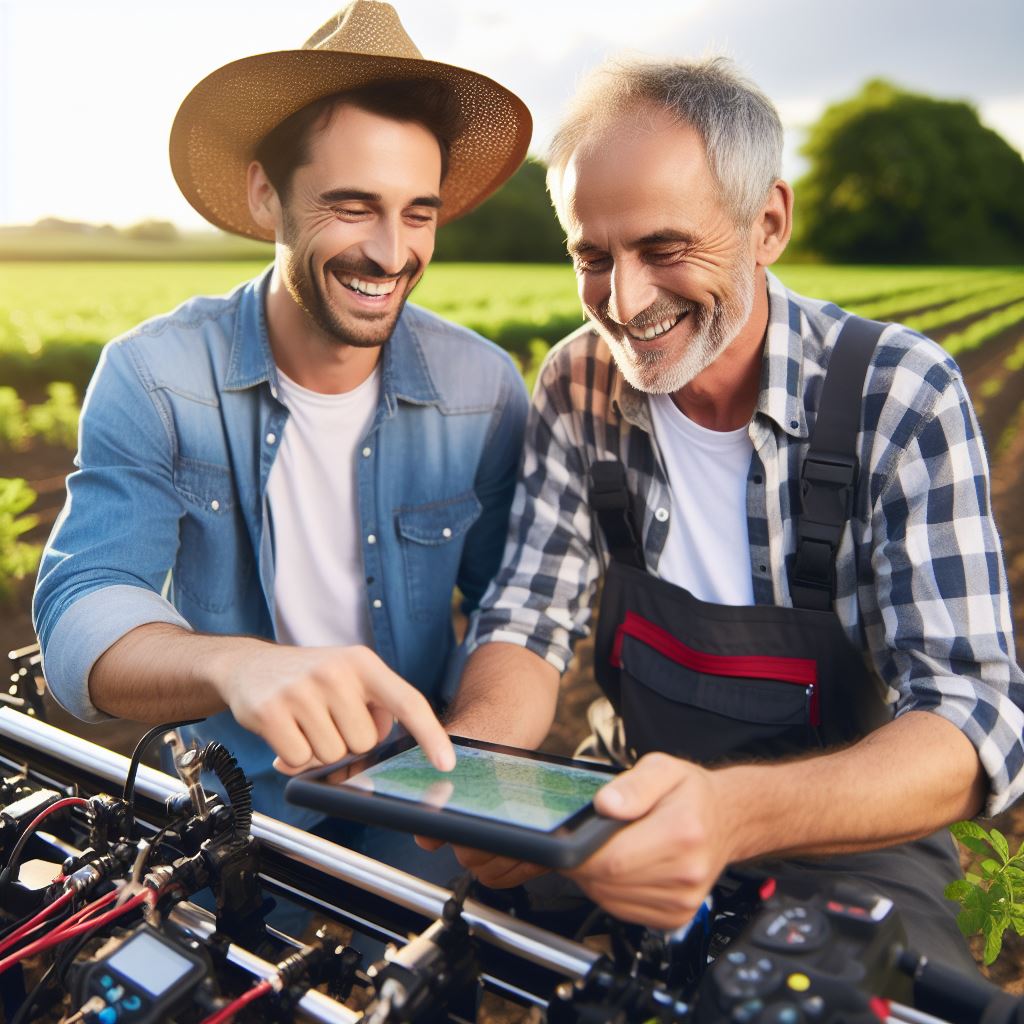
[33,1,530,845]
[446,56,1024,967]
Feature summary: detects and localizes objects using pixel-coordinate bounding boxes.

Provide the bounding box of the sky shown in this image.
[0,0,1021,230]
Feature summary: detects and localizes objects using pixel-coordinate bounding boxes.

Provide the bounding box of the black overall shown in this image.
[590,317,975,972]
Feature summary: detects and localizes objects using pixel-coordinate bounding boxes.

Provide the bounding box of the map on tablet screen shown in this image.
[342,744,610,832]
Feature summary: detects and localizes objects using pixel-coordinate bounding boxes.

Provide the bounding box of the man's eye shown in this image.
[574,256,610,273]
[406,211,436,225]
[334,207,370,218]
[647,249,685,265]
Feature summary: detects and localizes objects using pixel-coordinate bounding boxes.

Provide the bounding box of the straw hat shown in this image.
[170,1,532,240]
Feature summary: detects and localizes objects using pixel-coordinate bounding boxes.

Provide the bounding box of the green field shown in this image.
[0,261,1022,397]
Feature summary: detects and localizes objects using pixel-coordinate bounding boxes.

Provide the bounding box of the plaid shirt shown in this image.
[470,270,1024,816]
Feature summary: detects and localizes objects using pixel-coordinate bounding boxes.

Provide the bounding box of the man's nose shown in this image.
[362,218,406,276]
[607,263,656,325]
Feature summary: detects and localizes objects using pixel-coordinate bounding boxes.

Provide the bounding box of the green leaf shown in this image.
[982,859,1002,878]
[944,879,975,903]
[983,918,1005,965]
[957,887,991,936]
[951,820,994,857]
[966,873,982,885]
[989,829,1010,864]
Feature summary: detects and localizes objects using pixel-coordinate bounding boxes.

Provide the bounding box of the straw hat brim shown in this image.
[170,50,532,241]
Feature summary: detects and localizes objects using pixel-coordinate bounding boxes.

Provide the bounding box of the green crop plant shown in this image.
[0,478,41,604]
[0,387,31,451]
[26,382,80,449]
[946,821,1024,965]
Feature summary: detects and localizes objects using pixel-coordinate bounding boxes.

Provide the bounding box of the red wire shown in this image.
[58,889,119,930]
[200,979,274,1024]
[0,889,153,974]
[10,797,88,855]
[0,889,74,957]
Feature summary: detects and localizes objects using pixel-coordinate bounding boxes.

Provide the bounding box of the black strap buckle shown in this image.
[791,453,859,611]
[800,452,858,528]
[589,462,645,570]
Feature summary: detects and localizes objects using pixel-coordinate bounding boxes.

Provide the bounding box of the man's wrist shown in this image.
[203,635,270,705]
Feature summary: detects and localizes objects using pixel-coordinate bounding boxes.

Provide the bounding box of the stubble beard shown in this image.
[281,213,417,351]
[596,259,757,395]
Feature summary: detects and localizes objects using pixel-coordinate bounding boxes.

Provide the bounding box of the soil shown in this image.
[2,320,1024,1009]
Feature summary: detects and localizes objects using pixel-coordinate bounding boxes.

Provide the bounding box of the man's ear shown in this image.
[752,179,793,268]
[247,161,281,236]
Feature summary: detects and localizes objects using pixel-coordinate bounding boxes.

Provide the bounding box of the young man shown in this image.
[32,1,531,836]
[445,56,1024,967]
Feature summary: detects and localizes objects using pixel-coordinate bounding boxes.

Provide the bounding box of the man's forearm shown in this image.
[89,622,265,722]
[716,710,987,863]
[445,642,560,748]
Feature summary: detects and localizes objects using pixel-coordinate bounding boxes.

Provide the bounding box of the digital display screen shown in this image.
[338,744,610,832]
[107,931,196,997]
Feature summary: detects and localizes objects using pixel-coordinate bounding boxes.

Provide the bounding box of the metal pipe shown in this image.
[887,1003,952,1024]
[169,901,361,1024]
[0,710,598,978]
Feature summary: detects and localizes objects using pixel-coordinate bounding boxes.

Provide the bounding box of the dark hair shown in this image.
[253,78,465,200]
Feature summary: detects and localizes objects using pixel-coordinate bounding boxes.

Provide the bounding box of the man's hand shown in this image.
[566,753,730,930]
[213,642,455,774]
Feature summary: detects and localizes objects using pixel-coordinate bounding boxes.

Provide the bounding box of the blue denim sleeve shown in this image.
[32,340,192,722]
[455,351,529,614]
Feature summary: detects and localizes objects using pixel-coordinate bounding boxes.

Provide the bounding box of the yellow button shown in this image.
[787,973,811,992]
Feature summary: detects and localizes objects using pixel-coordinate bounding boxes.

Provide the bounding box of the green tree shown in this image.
[796,80,1024,264]
[434,159,567,262]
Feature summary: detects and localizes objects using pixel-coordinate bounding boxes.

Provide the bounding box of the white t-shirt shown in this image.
[267,366,380,648]
[648,393,755,606]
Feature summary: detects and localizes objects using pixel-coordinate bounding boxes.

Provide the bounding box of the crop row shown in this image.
[942,301,1024,359]
[850,272,1018,322]
[903,282,1024,336]
[0,263,1022,398]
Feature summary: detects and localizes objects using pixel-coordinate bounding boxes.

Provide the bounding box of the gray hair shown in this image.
[546,55,783,228]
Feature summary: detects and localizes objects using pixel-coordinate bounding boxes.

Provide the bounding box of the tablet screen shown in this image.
[340,744,611,832]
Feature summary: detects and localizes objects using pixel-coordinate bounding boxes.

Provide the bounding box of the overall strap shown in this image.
[589,461,646,570]
[790,316,887,611]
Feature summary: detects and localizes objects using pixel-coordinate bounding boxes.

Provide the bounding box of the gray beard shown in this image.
[600,264,757,395]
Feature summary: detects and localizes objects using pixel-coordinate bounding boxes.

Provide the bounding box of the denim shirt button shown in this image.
[367,534,377,545]
[265,432,277,445]
[441,527,452,539]
[655,507,669,522]
[362,447,372,458]
[372,599,383,609]
[210,499,220,512]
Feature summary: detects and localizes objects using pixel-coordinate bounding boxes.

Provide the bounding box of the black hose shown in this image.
[123,719,202,837]
[201,742,253,844]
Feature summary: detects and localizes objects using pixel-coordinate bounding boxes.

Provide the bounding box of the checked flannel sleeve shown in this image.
[861,365,1024,816]
[466,341,603,673]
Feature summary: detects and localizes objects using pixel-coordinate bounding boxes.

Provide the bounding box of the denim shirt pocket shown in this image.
[395,490,483,622]
[173,456,251,613]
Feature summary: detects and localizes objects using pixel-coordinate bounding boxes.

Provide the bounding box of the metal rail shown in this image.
[0,709,598,979]
[170,902,361,1024]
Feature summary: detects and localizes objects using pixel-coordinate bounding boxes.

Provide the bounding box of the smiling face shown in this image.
[268,103,443,351]
[563,109,759,395]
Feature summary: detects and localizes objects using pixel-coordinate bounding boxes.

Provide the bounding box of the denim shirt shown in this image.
[33,269,528,826]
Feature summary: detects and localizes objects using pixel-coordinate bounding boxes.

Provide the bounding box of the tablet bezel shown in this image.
[284,735,624,869]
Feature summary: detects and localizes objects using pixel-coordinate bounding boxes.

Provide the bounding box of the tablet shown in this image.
[284,735,624,869]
